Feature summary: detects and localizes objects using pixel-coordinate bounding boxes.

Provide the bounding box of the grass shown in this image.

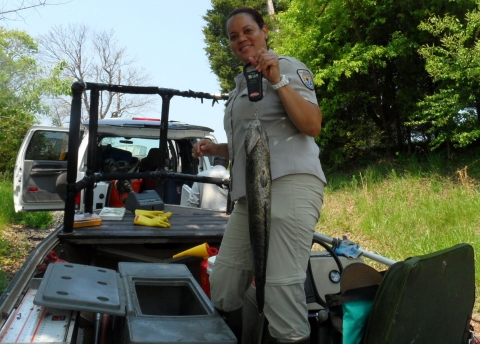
[0,173,54,229]
[0,172,54,292]
[317,149,480,313]
[0,174,13,230]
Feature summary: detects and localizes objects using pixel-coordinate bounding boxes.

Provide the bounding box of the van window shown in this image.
[116,144,147,157]
[100,137,158,160]
[25,131,69,161]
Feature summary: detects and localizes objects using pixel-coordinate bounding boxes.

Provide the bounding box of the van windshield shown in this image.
[99,137,159,160]
[96,136,198,175]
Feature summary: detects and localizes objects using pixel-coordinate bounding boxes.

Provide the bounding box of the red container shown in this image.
[109,179,142,207]
[200,259,211,298]
[200,247,218,298]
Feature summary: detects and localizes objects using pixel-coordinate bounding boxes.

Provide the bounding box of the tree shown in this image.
[236,0,472,166]
[203,0,289,93]
[416,2,480,153]
[38,24,156,122]
[0,0,66,21]
[0,28,68,172]
[272,0,476,167]
[203,0,479,167]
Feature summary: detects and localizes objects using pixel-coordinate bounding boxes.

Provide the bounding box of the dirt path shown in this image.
[474,315,480,338]
[0,212,62,280]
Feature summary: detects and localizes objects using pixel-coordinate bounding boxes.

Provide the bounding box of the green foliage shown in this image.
[0,28,39,173]
[0,173,53,229]
[0,239,12,257]
[272,0,477,168]
[11,211,54,229]
[0,28,71,173]
[0,270,9,294]
[417,3,480,150]
[38,61,72,98]
[202,1,480,167]
[203,0,289,92]
[0,174,12,229]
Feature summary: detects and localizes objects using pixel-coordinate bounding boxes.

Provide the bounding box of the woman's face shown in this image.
[226,13,268,64]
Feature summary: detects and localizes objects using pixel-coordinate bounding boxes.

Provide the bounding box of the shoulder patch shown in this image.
[297,69,315,90]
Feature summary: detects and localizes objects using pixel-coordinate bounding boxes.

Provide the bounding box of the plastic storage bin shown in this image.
[118,262,236,344]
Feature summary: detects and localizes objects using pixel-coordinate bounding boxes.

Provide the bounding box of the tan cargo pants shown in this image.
[210,174,325,342]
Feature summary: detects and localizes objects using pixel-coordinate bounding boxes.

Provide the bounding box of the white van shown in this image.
[13,118,217,212]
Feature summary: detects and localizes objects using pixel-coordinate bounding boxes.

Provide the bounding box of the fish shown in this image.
[244,119,272,314]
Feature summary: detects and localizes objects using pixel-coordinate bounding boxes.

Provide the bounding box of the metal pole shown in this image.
[157,93,173,198]
[84,87,99,214]
[313,232,397,266]
[64,82,85,233]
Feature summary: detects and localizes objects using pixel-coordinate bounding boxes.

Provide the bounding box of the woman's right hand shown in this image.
[192,139,217,158]
[192,140,230,160]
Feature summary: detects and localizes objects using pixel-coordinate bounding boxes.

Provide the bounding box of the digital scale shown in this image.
[125,190,165,212]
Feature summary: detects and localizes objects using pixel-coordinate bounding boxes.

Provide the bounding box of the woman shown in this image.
[192,7,327,343]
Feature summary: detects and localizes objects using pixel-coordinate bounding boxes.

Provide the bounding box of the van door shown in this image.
[14,126,71,212]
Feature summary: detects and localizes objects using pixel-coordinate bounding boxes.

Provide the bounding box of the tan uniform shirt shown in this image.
[224,54,327,200]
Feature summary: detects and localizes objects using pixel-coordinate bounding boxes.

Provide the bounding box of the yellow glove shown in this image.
[135,209,164,217]
[134,214,171,228]
[135,209,172,219]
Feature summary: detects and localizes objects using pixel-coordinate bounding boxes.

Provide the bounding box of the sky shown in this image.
[4,0,228,143]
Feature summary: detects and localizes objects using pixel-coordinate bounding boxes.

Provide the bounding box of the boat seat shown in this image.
[363,243,475,344]
[102,144,133,162]
[138,148,160,171]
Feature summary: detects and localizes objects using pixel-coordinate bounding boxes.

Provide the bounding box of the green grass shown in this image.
[0,173,54,229]
[317,150,480,312]
[0,172,54,292]
[0,270,8,293]
[0,174,13,229]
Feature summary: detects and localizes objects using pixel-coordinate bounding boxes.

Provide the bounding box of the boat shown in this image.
[0,81,475,344]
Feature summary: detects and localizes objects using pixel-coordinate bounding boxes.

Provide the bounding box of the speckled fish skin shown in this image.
[244,119,271,314]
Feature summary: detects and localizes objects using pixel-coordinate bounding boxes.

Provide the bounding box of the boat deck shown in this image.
[57,205,229,245]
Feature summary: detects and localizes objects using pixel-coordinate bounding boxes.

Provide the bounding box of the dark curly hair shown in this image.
[226,7,266,31]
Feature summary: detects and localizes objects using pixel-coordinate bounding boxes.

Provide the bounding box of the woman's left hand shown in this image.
[248,48,282,85]
[248,49,323,138]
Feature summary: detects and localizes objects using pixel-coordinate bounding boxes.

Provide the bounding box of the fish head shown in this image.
[245,120,269,156]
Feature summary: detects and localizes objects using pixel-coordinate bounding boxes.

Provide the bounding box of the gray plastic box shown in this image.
[118,262,236,344]
[34,262,236,344]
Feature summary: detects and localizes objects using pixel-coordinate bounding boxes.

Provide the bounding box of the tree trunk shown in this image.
[406,126,412,154]
[267,0,275,15]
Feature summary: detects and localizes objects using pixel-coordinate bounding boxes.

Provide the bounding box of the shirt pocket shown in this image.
[237,88,255,121]
[238,82,269,123]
